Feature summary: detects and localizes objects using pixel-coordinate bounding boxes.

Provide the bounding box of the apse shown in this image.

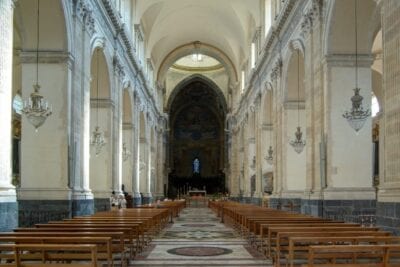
[168,77,226,196]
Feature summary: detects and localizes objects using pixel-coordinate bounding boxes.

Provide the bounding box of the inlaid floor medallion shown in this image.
[180,223,215,227]
[167,246,233,257]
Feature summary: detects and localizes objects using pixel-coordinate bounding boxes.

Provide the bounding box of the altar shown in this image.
[187,190,207,207]
[188,190,206,197]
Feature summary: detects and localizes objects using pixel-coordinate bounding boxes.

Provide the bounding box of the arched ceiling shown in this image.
[136,0,259,79]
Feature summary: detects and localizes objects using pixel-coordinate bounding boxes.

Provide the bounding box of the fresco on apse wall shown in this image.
[174,105,219,141]
[172,105,220,177]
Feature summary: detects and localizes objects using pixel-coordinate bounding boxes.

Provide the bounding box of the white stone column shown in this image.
[155,130,164,198]
[122,124,133,194]
[70,5,95,214]
[142,117,152,204]
[111,65,123,195]
[132,97,141,204]
[0,0,15,192]
[254,98,263,200]
[379,0,400,202]
[271,62,283,198]
[0,0,17,231]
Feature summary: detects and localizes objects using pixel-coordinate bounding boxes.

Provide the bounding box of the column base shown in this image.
[71,190,94,217]
[141,192,153,205]
[94,198,110,212]
[0,200,18,231]
[133,192,142,207]
[375,201,400,235]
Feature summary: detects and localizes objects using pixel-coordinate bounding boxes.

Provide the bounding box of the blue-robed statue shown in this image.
[193,158,200,174]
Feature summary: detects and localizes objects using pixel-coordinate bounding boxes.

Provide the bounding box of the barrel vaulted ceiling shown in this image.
[135,0,260,79]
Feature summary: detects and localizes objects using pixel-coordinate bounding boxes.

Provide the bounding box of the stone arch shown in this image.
[14,0,67,51]
[89,47,113,198]
[324,0,378,55]
[281,46,306,193]
[157,42,238,86]
[166,74,228,113]
[282,48,305,103]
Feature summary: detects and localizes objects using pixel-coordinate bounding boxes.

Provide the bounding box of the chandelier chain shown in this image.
[36,0,40,86]
[355,0,358,89]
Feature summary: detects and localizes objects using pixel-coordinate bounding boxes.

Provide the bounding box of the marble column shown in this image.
[122,123,133,195]
[254,97,263,205]
[0,0,18,231]
[70,5,96,217]
[377,0,400,234]
[132,97,141,206]
[142,119,152,204]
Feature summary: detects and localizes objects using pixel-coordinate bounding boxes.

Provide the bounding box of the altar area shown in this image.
[188,190,206,197]
[186,190,207,207]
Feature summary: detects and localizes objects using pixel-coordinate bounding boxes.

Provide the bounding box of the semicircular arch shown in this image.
[158,42,238,86]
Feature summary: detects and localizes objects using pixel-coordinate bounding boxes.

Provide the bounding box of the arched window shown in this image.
[193,158,200,174]
[371,93,380,117]
[12,93,23,115]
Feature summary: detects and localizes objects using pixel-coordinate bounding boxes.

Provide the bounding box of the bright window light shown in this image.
[371,93,380,117]
[241,70,245,93]
[251,43,256,69]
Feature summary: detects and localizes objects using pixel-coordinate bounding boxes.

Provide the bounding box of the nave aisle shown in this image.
[130,207,272,266]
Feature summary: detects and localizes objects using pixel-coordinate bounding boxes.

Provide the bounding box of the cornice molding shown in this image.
[90,98,114,108]
[323,54,374,67]
[19,51,74,66]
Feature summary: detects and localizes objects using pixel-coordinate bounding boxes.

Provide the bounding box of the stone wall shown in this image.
[94,198,110,212]
[0,202,18,231]
[376,202,400,235]
[18,200,71,227]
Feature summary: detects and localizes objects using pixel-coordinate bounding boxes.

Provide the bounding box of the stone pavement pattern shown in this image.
[130,207,272,266]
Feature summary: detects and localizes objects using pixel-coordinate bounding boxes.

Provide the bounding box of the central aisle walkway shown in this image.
[131,207,272,266]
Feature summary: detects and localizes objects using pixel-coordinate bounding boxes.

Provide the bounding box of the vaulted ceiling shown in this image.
[135,0,260,78]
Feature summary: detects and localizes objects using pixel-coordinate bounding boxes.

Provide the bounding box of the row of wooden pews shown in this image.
[0,200,185,267]
[209,200,400,267]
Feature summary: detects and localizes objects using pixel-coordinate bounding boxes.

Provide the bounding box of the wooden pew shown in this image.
[40,222,143,251]
[304,244,400,266]
[0,231,127,262]
[255,222,360,255]
[0,243,99,267]
[286,236,400,267]
[14,227,135,257]
[0,236,114,267]
[266,226,381,259]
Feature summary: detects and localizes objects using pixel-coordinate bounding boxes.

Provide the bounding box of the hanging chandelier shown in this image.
[22,0,52,131]
[91,126,106,156]
[290,126,306,154]
[122,142,131,161]
[342,0,370,132]
[265,145,273,165]
[90,49,106,156]
[290,50,306,154]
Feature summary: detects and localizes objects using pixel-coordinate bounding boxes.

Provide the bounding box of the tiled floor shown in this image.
[130,207,272,266]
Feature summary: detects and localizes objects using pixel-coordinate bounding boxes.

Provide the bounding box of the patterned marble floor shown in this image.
[130,206,272,267]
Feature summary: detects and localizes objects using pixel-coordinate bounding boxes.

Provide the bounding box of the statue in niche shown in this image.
[193,157,200,174]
